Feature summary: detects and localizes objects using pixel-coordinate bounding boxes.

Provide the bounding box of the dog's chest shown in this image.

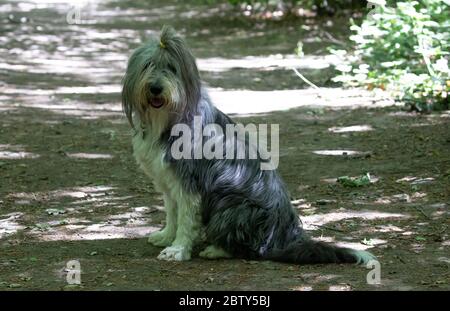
[132,133,172,192]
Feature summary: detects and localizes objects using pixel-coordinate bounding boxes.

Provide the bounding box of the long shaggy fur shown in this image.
[122,26,376,265]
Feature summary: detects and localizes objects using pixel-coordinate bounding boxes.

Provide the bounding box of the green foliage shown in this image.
[333,0,449,111]
[337,173,372,187]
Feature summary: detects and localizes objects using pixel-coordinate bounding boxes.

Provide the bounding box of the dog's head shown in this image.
[122,26,201,128]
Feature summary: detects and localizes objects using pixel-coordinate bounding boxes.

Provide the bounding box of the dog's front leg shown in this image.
[148,193,177,247]
[157,195,201,261]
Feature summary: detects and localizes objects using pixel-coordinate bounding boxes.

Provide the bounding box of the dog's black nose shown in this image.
[150,85,163,96]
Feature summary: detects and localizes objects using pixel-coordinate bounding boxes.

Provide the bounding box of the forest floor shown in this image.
[0,0,449,290]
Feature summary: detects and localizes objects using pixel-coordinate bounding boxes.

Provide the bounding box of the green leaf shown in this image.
[337,173,372,187]
[361,238,374,246]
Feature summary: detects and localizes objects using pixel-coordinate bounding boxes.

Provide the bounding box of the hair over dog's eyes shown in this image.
[142,61,152,71]
[168,64,177,74]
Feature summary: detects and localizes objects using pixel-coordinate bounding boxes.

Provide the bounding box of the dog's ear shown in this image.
[159,25,201,119]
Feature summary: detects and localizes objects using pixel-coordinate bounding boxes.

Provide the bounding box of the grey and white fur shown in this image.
[122,26,376,264]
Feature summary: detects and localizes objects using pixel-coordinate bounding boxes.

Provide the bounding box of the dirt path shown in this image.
[0,0,449,290]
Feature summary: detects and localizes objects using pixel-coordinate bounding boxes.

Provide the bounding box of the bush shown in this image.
[332,0,449,111]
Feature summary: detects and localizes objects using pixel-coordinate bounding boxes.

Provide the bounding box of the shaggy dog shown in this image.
[122,26,375,264]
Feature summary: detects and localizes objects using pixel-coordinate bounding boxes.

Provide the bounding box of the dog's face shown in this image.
[122,26,201,128]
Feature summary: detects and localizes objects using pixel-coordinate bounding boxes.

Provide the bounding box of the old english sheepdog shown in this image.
[122,26,376,265]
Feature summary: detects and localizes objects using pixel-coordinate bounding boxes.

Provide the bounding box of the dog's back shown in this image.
[168,96,375,265]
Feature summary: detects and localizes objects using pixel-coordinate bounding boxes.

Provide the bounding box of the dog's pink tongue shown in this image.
[150,98,164,109]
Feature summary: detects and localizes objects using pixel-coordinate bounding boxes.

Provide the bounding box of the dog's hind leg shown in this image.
[148,193,177,247]
[199,245,232,259]
[158,193,201,261]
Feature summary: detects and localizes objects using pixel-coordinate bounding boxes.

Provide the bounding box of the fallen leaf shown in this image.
[46,208,66,215]
[361,238,374,246]
[338,173,372,187]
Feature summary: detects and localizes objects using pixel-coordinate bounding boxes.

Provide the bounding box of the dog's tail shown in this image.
[266,236,376,265]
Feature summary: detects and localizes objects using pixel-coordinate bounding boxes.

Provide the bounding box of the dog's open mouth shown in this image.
[149,97,164,109]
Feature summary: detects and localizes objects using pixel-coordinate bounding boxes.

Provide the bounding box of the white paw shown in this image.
[147,229,175,247]
[353,250,377,265]
[157,245,191,261]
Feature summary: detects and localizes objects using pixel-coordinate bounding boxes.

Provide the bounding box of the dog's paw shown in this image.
[157,245,191,261]
[352,249,377,265]
[199,245,232,259]
[147,229,175,247]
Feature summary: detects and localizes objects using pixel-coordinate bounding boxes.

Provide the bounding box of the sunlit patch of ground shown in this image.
[196,54,341,72]
[313,149,366,156]
[34,222,157,242]
[0,144,40,159]
[0,213,26,238]
[211,88,395,115]
[5,186,162,241]
[302,209,408,229]
[66,152,113,159]
[328,125,373,133]
[9,185,115,202]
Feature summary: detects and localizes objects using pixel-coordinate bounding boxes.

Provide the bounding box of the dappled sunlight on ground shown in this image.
[291,198,312,209]
[320,175,380,184]
[0,94,122,119]
[2,85,121,96]
[197,54,341,72]
[328,284,352,291]
[68,194,134,208]
[396,176,435,185]
[1,0,449,291]
[0,0,396,124]
[66,152,113,159]
[0,56,125,81]
[368,224,404,233]
[290,274,358,291]
[5,185,161,241]
[9,185,115,202]
[313,149,365,156]
[0,212,26,238]
[292,285,313,291]
[311,235,385,250]
[373,192,428,205]
[211,88,394,115]
[34,220,157,242]
[0,144,40,159]
[335,239,386,250]
[302,209,409,230]
[328,125,373,133]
